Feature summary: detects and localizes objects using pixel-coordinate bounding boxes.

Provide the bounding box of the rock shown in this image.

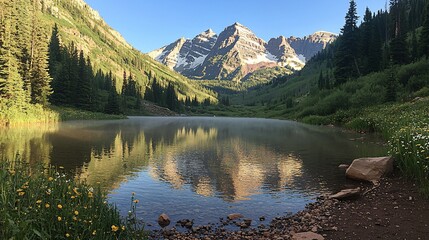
[329,188,361,200]
[227,213,244,220]
[292,232,325,240]
[346,157,394,182]
[158,213,171,228]
[243,218,252,227]
[338,164,349,169]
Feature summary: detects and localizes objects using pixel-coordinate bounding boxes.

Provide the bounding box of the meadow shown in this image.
[0,161,146,239]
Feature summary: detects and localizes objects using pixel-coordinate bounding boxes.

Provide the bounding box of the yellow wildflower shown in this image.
[48,177,54,181]
[57,216,62,222]
[74,210,79,215]
[92,230,96,236]
[57,204,63,209]
[73,216,77,221]
[65,233,70,238]
[111,225,119,232]
[18,192,25,196]
[36,200,42,204]
[45,203,50,208]
[121,225,126,231]
[88,192,93,198]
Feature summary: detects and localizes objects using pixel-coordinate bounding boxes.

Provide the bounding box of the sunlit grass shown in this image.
[0,161,146,239]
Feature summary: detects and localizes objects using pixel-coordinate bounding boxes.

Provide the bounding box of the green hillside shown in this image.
[38,0,216,102]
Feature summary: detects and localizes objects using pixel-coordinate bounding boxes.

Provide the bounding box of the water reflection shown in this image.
[0,117,386,226]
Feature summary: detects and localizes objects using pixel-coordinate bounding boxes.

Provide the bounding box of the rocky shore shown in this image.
[149,157,429,239]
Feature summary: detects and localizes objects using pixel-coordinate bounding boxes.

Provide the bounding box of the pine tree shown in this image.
[48,24,61,78]
[165,83,179,111]
[368,21,382,72]
[318,70,325,89]
[334,0,360,85]
[28,0,52,105]
[104,78,121,115]
[75,50,91,109]
[420,2,429,58]
[0,0,27,107]
[389,0,409,65]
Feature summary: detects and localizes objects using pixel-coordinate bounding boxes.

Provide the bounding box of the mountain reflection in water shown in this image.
[0,117,386,227]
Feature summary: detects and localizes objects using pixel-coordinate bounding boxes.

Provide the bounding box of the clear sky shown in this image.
[84,0,387,53]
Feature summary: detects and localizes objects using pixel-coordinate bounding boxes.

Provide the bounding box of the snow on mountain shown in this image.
[148,23,336,81]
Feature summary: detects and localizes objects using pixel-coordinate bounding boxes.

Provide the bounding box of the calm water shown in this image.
[0,117,386,229]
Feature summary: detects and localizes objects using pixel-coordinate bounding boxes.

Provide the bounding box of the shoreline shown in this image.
[149,172,429,240]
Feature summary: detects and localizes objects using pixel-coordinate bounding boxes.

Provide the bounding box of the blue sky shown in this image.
[84,0,387,53]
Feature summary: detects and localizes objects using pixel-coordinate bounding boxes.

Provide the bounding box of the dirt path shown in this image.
[322,174,429,240]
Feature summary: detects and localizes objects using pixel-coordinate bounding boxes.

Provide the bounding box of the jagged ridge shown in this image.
[149,23,337,81]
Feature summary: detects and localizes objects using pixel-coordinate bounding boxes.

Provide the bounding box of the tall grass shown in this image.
[0,103,59,127]
[0,161,146,239]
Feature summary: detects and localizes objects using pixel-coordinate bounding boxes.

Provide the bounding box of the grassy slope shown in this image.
[39,0,216,103]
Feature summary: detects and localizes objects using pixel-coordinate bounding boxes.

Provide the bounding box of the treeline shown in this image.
[312,0,429,91]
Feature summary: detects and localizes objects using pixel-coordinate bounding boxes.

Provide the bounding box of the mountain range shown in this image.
[148,23,337,81]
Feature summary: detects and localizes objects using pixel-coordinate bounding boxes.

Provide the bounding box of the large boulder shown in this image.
[292,232,325,240]
[346,157,393,182]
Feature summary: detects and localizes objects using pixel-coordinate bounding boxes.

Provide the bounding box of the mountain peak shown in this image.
[199,29,217,38]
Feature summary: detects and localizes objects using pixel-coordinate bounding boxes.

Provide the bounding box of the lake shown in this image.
[0,117,386,229]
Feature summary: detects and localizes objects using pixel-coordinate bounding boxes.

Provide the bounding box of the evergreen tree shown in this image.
[104,79,121,114]
[389,0,409,65]
[385,71,397,102]
[48,24,61,78]
[28,0,52,106]
[420,2,429,58]
[334,0,360,85]
[318,70,325,89]
[368,22,382,72]
[165,83,179,111]
[75,50,91,109]
[0,0,27,107]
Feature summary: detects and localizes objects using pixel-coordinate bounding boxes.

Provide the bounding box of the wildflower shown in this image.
[122,225,126,231]
[92,230,96,236]
[65,233,70,238]
[71,196,75,199]
[133,199,139,203]
[73,216,77,221]
[16,189,23,192]
[58,216,62,221]
[88,192,93,198]
[57,204,63,209]
[18,192,25,196]
[48,177,54,181]
[74,210,79,215]
[111,225,119,232]
[59,166,64,169]
[45,203,50,208]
